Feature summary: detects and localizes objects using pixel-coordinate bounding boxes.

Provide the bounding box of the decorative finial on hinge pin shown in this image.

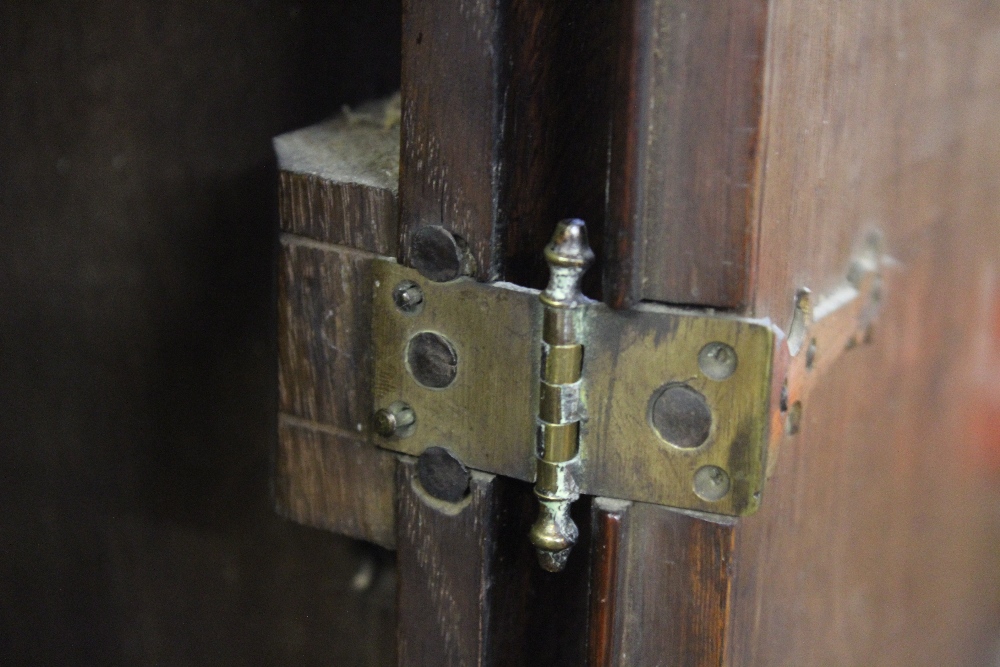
[529,219,594,572]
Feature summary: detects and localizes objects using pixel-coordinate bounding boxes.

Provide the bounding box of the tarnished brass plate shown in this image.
[579,303,775,515]
[372,261,541,482]
[372,259,778,515]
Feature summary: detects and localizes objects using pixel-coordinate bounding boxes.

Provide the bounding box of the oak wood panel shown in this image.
[275,111,401,547]
[395,457,594,667]
[274,102,400,253]
[278,172,398,253]
[399,0,505,281]
[605,0,769,309]
[275,417,396,549]
[277,237,376,429]
[395,460,513,667]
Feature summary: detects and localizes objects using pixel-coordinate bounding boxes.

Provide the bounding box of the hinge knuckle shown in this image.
[371,219,885,572]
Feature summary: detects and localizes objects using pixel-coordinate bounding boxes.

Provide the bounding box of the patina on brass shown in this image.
[529,219,593,572]
[370,222,884,564]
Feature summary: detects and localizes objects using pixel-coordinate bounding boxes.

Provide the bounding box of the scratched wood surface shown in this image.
[394,461,516,667]
[396,458,592,667]
[399,0,506,281]
[604,0,769,309]
[587,1,1000,665]
[274,103,400,253]
[274,105,400,548]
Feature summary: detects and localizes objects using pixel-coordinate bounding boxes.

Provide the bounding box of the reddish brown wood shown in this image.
[586,500,626,667]
[605,0,769,309]
[588,502,735,667]
[500,0,617,295]
[591,2,1000,665]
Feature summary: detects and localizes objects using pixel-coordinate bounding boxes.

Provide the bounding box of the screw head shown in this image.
[698,342,738,381]
[693,465,731,502]
[392,280,424,314]
[373,402,416,438]
[416,447,470,503]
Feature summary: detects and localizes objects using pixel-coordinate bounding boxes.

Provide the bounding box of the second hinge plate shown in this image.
[371,260,777,516]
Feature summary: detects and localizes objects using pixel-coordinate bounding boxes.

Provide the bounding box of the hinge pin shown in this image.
[529,219,593,572]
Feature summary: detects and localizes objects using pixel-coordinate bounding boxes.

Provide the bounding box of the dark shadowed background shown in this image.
[0,2,400,664]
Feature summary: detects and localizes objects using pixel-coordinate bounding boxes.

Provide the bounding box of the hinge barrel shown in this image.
[529,219,594,572]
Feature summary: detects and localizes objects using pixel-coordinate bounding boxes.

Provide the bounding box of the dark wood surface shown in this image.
[399,0,505,281]
[278,172,398,253]
[275,417,396,549]
[395,460,512,666]
[500,0,617,294]
[605,0,769,309]
[395,458,593,667]
[274,107,402,548]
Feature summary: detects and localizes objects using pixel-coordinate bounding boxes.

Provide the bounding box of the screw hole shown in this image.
[785,401,803,435]
[805,338,817,370]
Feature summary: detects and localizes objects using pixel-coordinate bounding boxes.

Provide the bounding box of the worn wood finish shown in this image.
[278,172,398,253]
[395,460,513,666]
[395,457,592,667]
[605,0,769,309]
[275,417,396,549]
[399,0,505,281]
[274,103,400,253]
[587,500,735,667]
[586,499,626,667]
[274,111,402,547]
[277,237,376,428]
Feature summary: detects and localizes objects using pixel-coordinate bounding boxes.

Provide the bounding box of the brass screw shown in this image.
[392,281,424,314]
[373,402,416,438]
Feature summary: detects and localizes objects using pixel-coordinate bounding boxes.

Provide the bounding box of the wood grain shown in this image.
[274,102,400,253]
[500,0,617,295]
[278,172,398,254]
[395,459,513,667]
[395,456,594,667]
[605,0,769,309]
[277,237,376,429]
[589,3,1000,665]
[588,501,736,667]
[275,110,401,547]
[275,417,396,549]
[399,0,505,281]
[724,2,1000,664]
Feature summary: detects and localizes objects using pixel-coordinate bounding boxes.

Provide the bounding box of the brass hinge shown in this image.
[371,220,882,570]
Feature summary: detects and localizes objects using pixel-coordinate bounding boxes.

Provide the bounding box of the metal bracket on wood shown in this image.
[371,220,883,570]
